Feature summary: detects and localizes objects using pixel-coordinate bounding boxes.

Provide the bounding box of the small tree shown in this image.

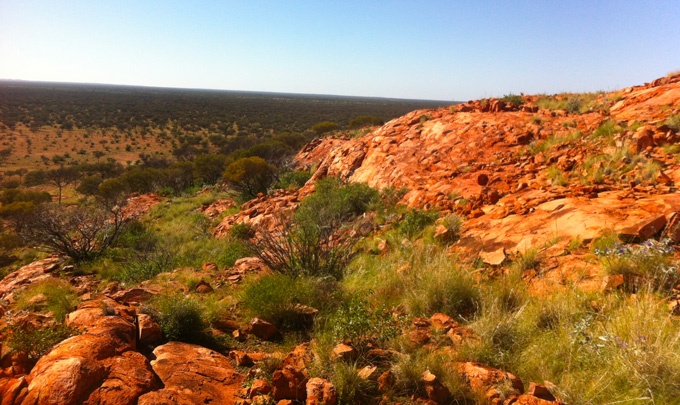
[223,157,276,198]
[46,166,80,204]
[11,201,127,262]
[194,154,229,185]
[92,150,105,162]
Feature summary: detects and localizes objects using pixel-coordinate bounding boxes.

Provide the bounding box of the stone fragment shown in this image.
[306,377,337,405]
[421,370,451,403]
[194,280,214,293]
[229,351,254,367]
[137,313,163,344]
[331,344,356,361]
[480,248,506,266]
[272,366,308,401]
[247,318,279,340]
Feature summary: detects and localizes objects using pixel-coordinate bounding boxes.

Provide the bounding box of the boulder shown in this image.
[138,342,244,405]
[272,365,308,401]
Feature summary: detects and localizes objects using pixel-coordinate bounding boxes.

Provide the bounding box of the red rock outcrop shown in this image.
[18,298,160,405]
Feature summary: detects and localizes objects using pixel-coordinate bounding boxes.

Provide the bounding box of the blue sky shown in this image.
[1,1,678,100]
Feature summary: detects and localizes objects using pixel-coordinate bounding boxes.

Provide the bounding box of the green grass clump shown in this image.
[15,279,80,322]
[346,245,480,321]
[241,274,335,330]
[536,92,609,114]
[512,248,541,272]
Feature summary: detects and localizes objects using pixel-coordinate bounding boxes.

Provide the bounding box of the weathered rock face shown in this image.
[138,342,244,405]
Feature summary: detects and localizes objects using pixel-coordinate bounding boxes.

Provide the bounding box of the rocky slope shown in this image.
[1,73,679,404]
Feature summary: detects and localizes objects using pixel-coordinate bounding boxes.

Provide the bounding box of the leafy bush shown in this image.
[14,279,80,322]
[10,202,126,262]
[144,294,206,343]
[4,323,77,362]
[502,94,523,106]
[241,274,334,330]
[512,248,541,272]
[230,222,256,240]
[438,214,463,244]
[274,170,312,190]
[349,115,384,129]
[323,297,402,353]
[311,121,339,135]
[193,154,230,185]
[399,208,438,238]
[223,156,277,198]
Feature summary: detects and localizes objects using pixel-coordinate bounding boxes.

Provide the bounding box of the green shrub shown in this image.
[512,248,541,272]
[241,274,334,330]
[349,115,384,129]
[439,213,463,244]
[312,121,339,135]
[144,294,206,343]
[331,362,378,404]
[3,323,78,362]
[230,222,256,240]
[346,245,480,320]
[274,170,312,190]
[15,279,80,322]
[322,297,402,353]
[502,94,523,106]
[223,156,276,198]
[399,208,438,238]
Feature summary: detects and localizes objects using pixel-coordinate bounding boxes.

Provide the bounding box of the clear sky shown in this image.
[1,1,679,101]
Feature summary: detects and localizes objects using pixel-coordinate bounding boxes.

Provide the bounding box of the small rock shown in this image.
[202,262,218,272]
[357,365,378,380]
[306,377,337,405]
[272,366,308,401]
[247,318,278,340]
[195,280,214,293]
[619,214,667,242]
[331,344,356,361]
[377,370,395,393]
[477,173,489,186]
[527,382,557,401]
[138,313,163,344]
[480,248,506,266]
[421,370,451,403]
[229,350,254,367]
[249,379,272,399]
